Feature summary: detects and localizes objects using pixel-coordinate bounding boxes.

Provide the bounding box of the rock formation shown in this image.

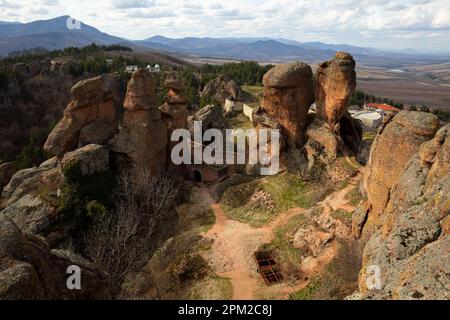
[201,75,241,104]
[0,157,62,235]
[262,61,314,148]
[160,72,188,131]
[315,52,357,132]
[362,111,440,228]
[44,75,117,157]
[192,104,225,132]
[354,112,448,300]
[304,53,362,163]
[110,69,167,175]
[0,215,111,299]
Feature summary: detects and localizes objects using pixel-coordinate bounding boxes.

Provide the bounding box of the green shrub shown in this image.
[60,161,116,229]
[86,200,107,220]
[169,253,209,284]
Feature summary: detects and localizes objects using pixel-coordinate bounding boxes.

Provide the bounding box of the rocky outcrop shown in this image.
[0,215,111,299]
[0,158,62,235]
[192,104,225,132]
[44,76,117,157]
[61,144,110,177]
[315,52,357,132]
[160,72,188,131]
[363,111,439,227]
[201,75,240,104]
[262,62,314,148]
[356,114,448,300]
[110,69,167,175]
[78,120,118,148]
[223,99,243,117]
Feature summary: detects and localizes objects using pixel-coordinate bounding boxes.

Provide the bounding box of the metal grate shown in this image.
[254,251,283,286]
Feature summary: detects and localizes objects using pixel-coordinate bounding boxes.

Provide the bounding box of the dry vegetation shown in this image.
[83,170,179,285]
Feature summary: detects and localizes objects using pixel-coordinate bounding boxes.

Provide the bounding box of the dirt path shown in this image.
[200,173,361,300]
[200,185,304,300]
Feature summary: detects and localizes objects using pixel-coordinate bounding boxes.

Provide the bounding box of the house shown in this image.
[364,103,400,115]
[125,65,138,73]
[349,110,383,131]
[105,59,113,65]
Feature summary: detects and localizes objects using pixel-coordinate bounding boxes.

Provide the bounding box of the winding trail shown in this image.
[198,172,361,300]
[199,185,303,299]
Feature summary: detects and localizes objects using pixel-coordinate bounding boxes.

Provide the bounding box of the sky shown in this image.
[1,0,450,53]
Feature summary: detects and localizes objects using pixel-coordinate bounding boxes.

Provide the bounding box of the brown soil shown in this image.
[200,172,361,300]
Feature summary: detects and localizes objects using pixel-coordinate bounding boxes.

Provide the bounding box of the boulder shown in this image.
[0,216,111,299]
[192,105,225,132]
[356,121,448,300]
[160,72,188,130]
[78,120,118,148]
[223,99,243,117]
[364,111,439,225]
[110,70,167,175]
[315,52,357,132]
[61,144,110,177]
[262,61,314,148]
[201,75,240,104]
[44,75,116,157]
[0,158,62,235]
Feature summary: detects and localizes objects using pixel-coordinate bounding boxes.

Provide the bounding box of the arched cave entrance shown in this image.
[192,170,202,182]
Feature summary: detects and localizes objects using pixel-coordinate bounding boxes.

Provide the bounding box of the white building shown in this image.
[146,64,161,73]
[125,65,138,73]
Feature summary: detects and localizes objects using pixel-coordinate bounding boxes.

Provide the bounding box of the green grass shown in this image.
[189,275,233,300]
[363,131,377,141]
[289,278,321,300]
[259,214,310,275]
[242,85,264,101]
[220,173,317,226]
[346,186,363,207]
[261,173,316,212]
[331,209,353,225]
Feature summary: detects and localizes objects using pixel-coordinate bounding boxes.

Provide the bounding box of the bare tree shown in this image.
[83,170,179,284]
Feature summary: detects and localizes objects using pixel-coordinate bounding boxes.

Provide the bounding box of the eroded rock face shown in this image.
[192,104,224,132]
[61,144,110,177]
[110,69,167,175]
[0,216,111,299]
[201,75,241,104]
[363,111,439,226]
[356,121,448,300]
[78,120,118,148]
[160,72,188,131]
[44,75,116,157]
[0,158,62,235]
[315,52,357,132]
[262,62,314,148]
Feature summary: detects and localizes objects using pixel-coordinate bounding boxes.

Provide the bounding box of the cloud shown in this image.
[111,0,155,9]
[0,0,449,53]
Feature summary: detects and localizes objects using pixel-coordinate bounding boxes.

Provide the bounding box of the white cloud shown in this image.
[0,0,449,53]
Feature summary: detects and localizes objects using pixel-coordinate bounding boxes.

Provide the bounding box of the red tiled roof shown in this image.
[366,103,400,111]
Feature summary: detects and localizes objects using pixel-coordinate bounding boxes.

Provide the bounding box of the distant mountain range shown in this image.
[1,16,449,67]
[0,16,124,56]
